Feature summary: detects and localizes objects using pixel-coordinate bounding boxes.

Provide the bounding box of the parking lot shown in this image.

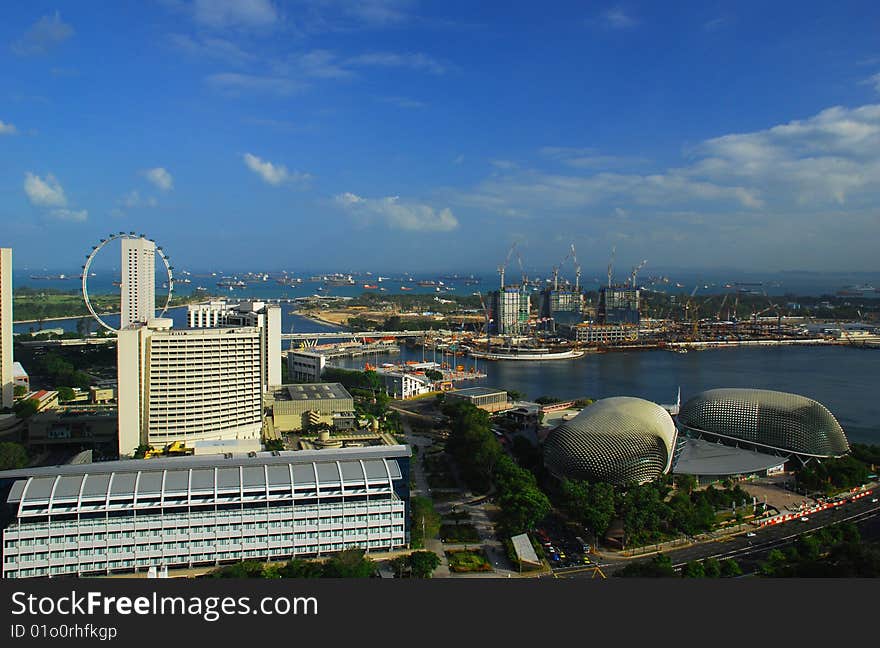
[534,514,595,569]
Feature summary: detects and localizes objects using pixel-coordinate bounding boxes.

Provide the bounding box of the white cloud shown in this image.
[23,172,66,207]
[490,159,519,170]
[377,96,426,109]
[120,190,158,209]
[206,72,305,96]
[347,51,447,74]
[0,120,17,135]
[144,168,174,191]
[11,11,74,56]
[50,208,88,222]
[168,34,256,66]
[192,0,279,29]
[243,153,312,186]
[297,50,354,79]
[865,72,880,94]
[459,103,880,220]
[334,192,459,231]
[601,6,637,30]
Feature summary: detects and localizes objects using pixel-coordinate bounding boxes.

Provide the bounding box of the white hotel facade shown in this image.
[0,446,410,579]
[117,318,264,456]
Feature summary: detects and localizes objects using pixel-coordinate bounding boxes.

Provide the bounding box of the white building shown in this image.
[0,248,11,409]
[188,300,281,389]
[117,318,264,457]
[377,371,433,400]
[287,350,326,383]
[0,445,410,579]
[120,237,156,328]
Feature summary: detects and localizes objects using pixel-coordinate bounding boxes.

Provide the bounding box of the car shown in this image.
[872,498,878,503]
[558,552,567,559]
[800,517,810,522]
[582,555,592,564]
[746,532,756,537]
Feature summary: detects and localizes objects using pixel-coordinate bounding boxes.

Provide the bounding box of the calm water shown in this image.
[15,310,880,445]
[333,344,880,445]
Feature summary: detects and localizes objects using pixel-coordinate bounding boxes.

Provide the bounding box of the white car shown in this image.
[746,532,756,537]
[800,517,810,522]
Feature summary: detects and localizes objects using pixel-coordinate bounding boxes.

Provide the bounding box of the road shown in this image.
[555,494,880,578]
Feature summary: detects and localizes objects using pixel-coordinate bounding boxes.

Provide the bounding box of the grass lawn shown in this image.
[440,523,481,543]
[445,549,493,573]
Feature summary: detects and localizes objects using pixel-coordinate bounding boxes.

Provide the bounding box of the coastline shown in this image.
[296,311,349,330]
[13,303,189,325]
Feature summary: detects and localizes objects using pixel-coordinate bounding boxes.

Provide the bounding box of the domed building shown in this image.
[543,397,677,486]
[677,388,849,460]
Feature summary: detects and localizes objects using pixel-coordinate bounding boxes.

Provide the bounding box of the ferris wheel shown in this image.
[81,232,174,333]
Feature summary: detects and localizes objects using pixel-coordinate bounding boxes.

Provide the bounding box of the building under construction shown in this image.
[540,287,582,331]
[597,286,640,325]
[488,286,531,335]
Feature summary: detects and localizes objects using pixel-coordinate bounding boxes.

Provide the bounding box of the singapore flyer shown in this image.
[81,232,174,333]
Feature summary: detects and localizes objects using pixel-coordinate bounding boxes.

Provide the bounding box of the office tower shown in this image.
[117,318,264,457]
[120,237,156,328]
[0,248,11,409]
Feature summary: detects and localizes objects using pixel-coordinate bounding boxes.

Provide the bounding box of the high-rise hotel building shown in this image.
[0,248,12,409]
[187,300,281,390]
[120,237,156,328]
[117,318,264,457]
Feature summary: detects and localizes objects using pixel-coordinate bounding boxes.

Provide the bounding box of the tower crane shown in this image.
[629,260,647,289]
[498,242,518,289]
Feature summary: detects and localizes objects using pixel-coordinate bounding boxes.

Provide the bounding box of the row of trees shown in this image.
[759,522,880,577]
[559,477,755,547]
[442,400,550,535]
[616,553,743,578]
[796,455,870,494]
[389,551,441,578]
[211,548,376,578]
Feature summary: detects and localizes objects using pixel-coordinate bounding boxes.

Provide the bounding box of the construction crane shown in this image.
[629,260,647,289]
[498,242,518,289]
[716,292,729,321]
[553,243,582,292]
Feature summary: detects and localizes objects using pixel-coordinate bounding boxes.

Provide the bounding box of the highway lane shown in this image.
[555,493,880,578]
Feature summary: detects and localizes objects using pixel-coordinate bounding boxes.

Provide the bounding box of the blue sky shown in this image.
[2,1,880,274]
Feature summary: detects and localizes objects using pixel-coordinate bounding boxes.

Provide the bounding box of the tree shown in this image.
[560,479,616,539]
[13,398,39,419]
[211,560,266,578]
[720,559,743,578]
[322,548,375,578]
[682,560,706,578]
[411,496,441,549]
[408,551,441,578]
[13,384,27,399]
[425,369,443,382]
[278,559,325,578]
[534,395,562,405]
[506,390,526,402]
[0,442,28,471]
[703,557,721,578]
[615,553,675,578]
[674,474,698,494]
[57,386,76,402]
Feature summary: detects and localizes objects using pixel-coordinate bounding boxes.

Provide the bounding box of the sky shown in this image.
[2,1,880,275]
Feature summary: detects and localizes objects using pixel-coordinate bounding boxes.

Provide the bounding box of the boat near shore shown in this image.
[466,346,586,361]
